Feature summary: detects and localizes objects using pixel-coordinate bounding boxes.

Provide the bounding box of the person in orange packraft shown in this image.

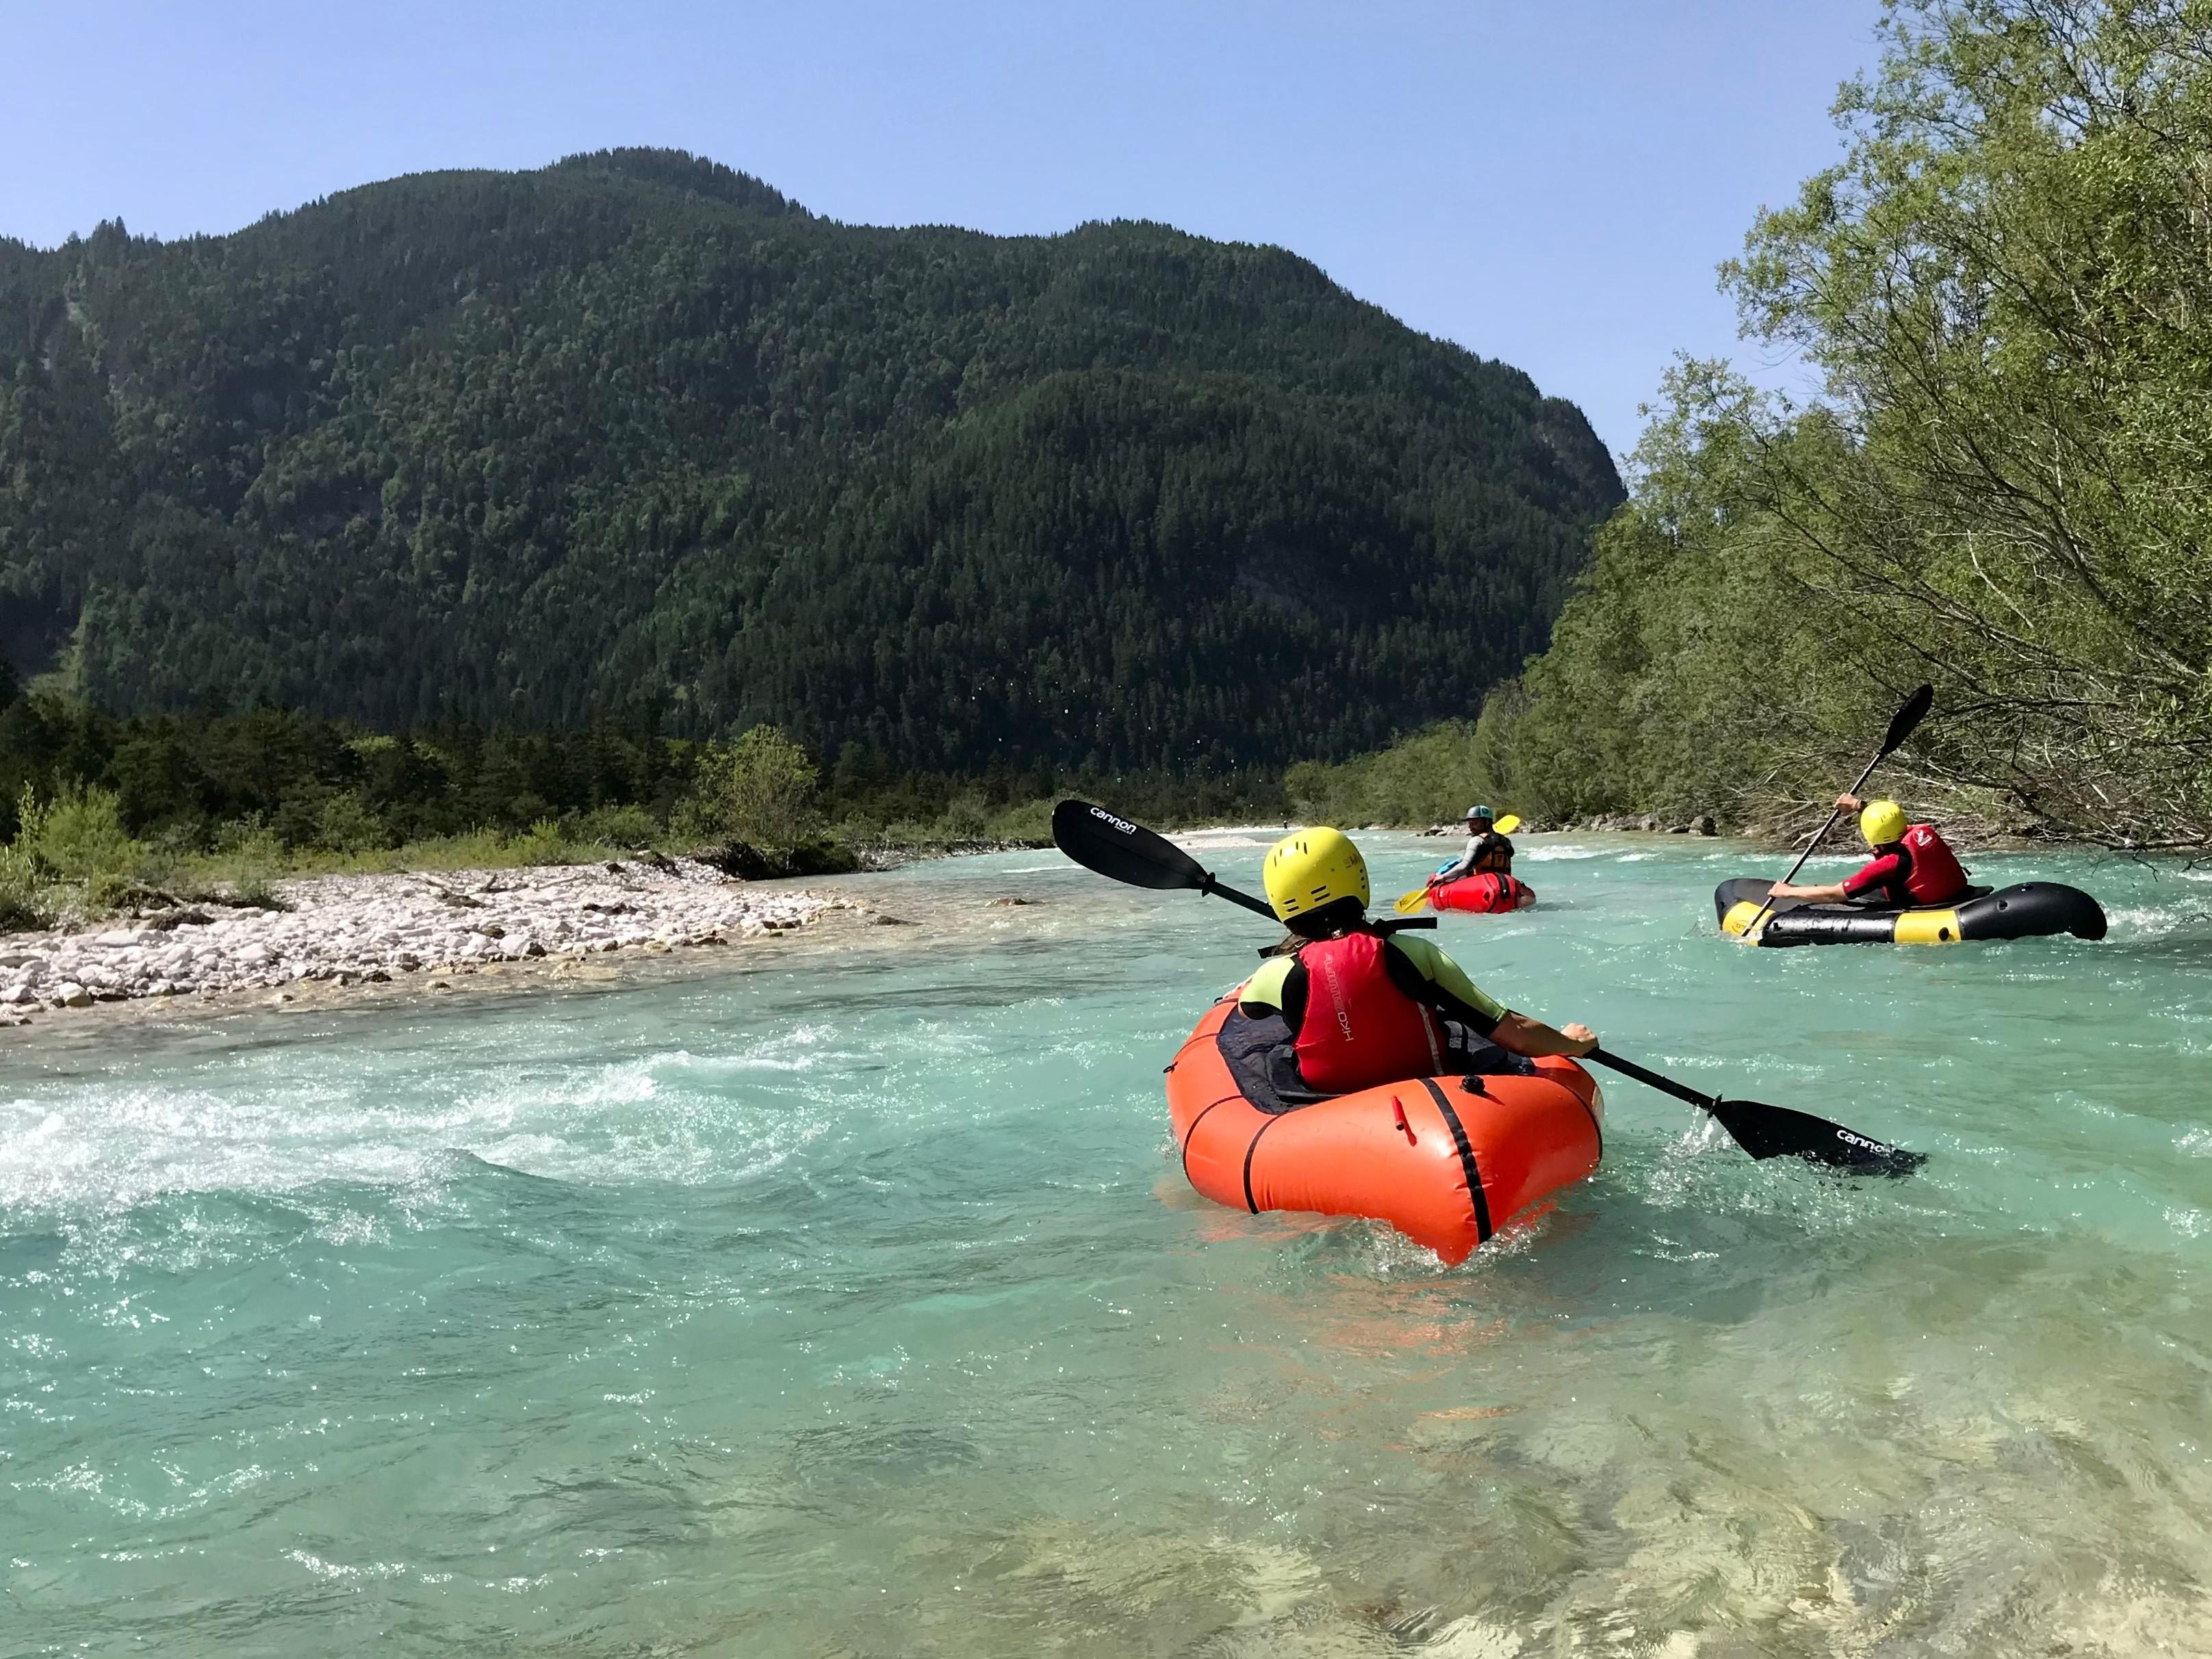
[1762,795,1972,909]
[1237,827,1596,1097]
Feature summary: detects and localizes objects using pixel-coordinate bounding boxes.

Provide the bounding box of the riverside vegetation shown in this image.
[0,665,1283,936]
[1294,0,2212,849]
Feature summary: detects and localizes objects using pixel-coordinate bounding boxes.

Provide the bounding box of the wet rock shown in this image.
[54,982,92,1008]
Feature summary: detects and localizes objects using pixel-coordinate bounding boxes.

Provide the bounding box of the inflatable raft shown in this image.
[1428,871,1533,914]
[1714,876,2107,946]
[1163,992,1604,1263]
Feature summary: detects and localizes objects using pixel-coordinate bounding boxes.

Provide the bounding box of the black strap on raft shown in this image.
[1242,1115,1285,1213]
[1418,1078,1492,1244]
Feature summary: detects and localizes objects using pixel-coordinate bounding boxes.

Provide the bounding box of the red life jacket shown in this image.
[1293,931,1445,1094]
[1900,823,1969,904]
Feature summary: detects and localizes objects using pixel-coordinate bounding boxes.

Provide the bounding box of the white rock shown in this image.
[53,981,92,1008]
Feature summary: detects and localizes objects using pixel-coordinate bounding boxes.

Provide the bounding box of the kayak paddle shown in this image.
[1052,799,1923,1176]
[1049,799,1279,920]
[1736,684,1934,944]
[1393,813,1523,914]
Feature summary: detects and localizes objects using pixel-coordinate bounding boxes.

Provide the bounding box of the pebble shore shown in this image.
[0,858,854,1023]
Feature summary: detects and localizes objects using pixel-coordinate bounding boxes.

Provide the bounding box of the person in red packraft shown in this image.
[1763,796,1972,909]
[1237,827,1595,1096]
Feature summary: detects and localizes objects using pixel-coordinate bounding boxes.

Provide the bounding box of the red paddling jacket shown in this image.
[1842,823,1970,908]
[1238,929,1508,1095]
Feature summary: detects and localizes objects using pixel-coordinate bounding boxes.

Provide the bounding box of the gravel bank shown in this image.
[0,858,856,1023]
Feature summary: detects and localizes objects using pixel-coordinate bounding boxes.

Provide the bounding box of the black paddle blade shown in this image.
[1706,1098,1926,1176]
[1879,683,1935,758]
[1051,799,1207,890]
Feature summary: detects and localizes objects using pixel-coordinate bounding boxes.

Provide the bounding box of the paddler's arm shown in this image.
[1489,1010,1599,1059]
[1766,878,1850,902]
[1236,955,1302,1023]
[1771,849,1897,905]
[1431,836,1480,884]
[1770,795,1876,901]
[1385,935,1597,1057]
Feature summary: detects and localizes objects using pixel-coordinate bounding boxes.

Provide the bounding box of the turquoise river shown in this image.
[3,834,2209,1656]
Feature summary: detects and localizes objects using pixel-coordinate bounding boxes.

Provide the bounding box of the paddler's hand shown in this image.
[1560,1023,1597,1057]
[1834,793,1863,813]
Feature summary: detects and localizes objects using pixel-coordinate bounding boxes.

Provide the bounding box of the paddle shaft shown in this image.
[1768,745,1893,893]
[1586,1046,1713,1109]
[1205,869,1424,929]
[1201,874,1278,922]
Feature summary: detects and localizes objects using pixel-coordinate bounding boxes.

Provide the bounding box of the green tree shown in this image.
[1721,0,2212,842]
[1381,0,2212,846]
[680,725,821,852]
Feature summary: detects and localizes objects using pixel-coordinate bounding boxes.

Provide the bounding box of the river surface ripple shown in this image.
[3,836,2209,1656]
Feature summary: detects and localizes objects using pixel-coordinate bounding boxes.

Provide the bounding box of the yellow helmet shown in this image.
[1263,827,1369,921]
[1859,799,1907,846]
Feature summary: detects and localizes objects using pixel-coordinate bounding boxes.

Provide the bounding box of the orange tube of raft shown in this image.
[1163,993,1604,1265]
[1429,872,1532,914]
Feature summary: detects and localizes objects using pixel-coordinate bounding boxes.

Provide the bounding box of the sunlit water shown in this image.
[4,836,2210,1656]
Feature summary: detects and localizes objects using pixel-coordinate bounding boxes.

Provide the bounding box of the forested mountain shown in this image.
[0,149,1621,777]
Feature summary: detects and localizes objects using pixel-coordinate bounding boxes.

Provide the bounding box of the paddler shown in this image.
[1435,803,1515,879]
[1762,795,1972,908]
[1428,803,1534,911]
[1239,827,1595,1096]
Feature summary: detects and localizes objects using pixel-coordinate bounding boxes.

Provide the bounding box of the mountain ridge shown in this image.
[0,147,1622,775]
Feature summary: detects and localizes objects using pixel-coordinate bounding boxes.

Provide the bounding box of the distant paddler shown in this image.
[1428,804,1533,910]
[1437,804,1517,877]
[1760,795,1971,909]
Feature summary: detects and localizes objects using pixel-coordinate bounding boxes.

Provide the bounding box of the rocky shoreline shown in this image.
[0,857,858,1026]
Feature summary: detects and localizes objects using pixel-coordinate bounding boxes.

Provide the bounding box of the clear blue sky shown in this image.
[4,1,1883,456]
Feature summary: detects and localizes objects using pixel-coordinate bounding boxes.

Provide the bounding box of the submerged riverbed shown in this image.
[4,835,2209,1656]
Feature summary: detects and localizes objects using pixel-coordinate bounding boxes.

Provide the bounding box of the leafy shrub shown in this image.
[511,817,574,866]
[0,838,51,933]
[313,790,392,853]
[576,803,658,849]
[677,725,820,853]
[938,793,990,841]
[26,785,142,883]
[203,821,289,908]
